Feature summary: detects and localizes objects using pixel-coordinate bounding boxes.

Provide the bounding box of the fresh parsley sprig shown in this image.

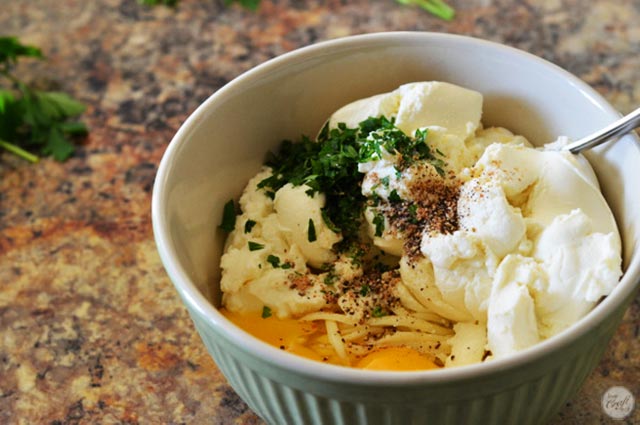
[0,36,88,163]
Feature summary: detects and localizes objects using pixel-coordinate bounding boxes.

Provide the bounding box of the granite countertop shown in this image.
[1,0,638,423]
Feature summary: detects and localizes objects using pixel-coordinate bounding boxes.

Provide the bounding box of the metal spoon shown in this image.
[564,106,640,154]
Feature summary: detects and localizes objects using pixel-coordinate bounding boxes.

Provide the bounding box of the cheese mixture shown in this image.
[219,82,622,370]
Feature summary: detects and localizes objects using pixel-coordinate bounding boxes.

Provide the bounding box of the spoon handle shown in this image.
[565,106,640,154]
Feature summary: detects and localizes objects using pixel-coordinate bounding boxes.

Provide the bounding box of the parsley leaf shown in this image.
[372,212,385,237]
[266,255,293,269]
[244,219,257,233]
[261,306,272,318]
[267,254,281,268]
[372,306,387,318]
[321,208,341,233]
[389,189,402,203]
[408,203,419,224]
[324,269,338,286]
[0,36,43,64]
[248,241,265,251]
[219,200,237,232]
[307,218,317,242]
[0,36,88,162]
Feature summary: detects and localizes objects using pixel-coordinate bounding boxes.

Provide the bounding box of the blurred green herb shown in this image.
[0,36,88,163]
[224,0,261,10]
[395,0,455,20]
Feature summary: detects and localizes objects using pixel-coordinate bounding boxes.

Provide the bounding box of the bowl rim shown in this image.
[152,31,640,386]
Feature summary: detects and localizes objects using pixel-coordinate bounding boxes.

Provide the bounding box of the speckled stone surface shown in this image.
[0,1,638,423]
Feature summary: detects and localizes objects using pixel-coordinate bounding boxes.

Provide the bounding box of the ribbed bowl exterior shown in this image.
[189,303,625,425]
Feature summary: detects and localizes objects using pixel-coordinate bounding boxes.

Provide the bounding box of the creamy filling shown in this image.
[219,81,622,368]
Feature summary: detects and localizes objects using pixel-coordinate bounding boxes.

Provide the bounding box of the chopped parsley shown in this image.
[358,118,444,175]
[408,203,419,223]
[407,128,446,176]
[346,244,366,267]
[266,254,293,269]
[371,306,386,318]
[323,268,338,285]
[261,306,272,318]
[248,241,264,251]
[372,212,385,237]
[389,189,402,203]
[267,254,281,267]
[321,208,341,233]
[359,284,371,297]
[258,122,365,242]
[257,116,446,249]
[307,218,317,242]
[244,219,257,233]
[364,124,445,176]
[219,200,237,232]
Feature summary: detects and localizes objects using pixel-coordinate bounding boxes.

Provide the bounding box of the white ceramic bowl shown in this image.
[152,32,640,425]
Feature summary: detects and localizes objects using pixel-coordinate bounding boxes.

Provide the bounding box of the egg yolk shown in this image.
[221,309,441,371]
[220,309,325,362]
[356,346,439,371]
